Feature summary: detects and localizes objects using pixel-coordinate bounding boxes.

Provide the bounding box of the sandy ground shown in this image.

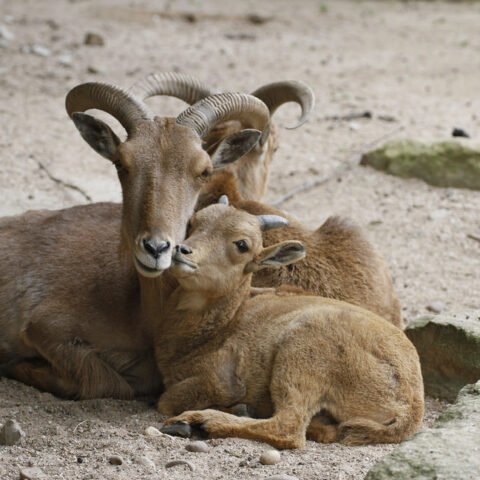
[1,0,479,478]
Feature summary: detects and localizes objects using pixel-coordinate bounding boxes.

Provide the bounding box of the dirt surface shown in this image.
[0,0,479,478]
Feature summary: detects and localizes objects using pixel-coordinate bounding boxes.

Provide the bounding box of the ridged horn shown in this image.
[65,82,153,134]
[251,80,315,129]
[128,72,215,105]
[257,215,289,231]
[176,93,269,139]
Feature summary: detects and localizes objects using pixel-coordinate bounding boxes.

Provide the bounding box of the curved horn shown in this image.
[257,215,289,231]
[66,82,153,135]
[251,80,315,129]
[176,93,269,139]
[128,72,216,105]
[218,195,229,206]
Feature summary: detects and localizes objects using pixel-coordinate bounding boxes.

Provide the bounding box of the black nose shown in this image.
[176,244,192,255]
[143,238,171,259]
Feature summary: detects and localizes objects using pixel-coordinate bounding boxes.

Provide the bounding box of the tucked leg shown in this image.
[19,318,133,399]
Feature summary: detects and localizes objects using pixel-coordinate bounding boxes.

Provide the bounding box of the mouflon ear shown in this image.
[245,240,306,273]
[72,112,121,161]
[210,129,262,168]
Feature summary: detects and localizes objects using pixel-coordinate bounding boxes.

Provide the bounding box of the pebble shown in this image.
[259,449,281,465]
[185,440,210,453]
[144,426,162,437]
[19,467,47,480]
[426,301,446,314]
[165,459,195,471]
[0,25,14,41]
[108,455,123,465]
[57,53,73,67]
[429,209,449,221]
[265,476,299,480]
[136,456,156,472]
[30,44,51,57]
[84,32,104,46]
[0,419,25,445]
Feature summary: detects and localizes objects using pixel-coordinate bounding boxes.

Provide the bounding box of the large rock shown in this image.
[405,311,480,401]
[360,140,480,190]
[365,381,480,480]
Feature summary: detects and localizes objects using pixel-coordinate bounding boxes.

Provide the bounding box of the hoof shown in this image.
[160,421,192,438]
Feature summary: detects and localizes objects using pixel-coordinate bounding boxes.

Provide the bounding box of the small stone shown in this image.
[136,456,156,472]
[108,455,123,465]
[57,53,73,67]
[259,449,281,465]
[144,426,162,437]
[30,44,51,57]
[19,467,47,480]
[84,32,104,46]
[165,459,195,471]
[429,209,449,221]
[452,127,470,138]
[349,121,360,131]
[185,440,209,453]
[0,25,14,41]
[426,301,446,314]
[265,476,299,480]
[0,419,25,445]
[246,14,271,25]
[86,65,101,74]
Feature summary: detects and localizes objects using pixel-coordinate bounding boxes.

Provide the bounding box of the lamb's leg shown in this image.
[164,404,309,449]
[18,318,133,399]
[157,374,245,417]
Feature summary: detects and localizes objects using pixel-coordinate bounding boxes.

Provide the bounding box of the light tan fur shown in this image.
[0,108,255,398]
[197,171,403,328]
[157,204,424,448]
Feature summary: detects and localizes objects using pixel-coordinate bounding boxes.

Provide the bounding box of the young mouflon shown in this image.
[156,196,424,449]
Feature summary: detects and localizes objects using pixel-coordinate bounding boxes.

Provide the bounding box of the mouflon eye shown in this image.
[234,240,249,253]
[114,161,128,175]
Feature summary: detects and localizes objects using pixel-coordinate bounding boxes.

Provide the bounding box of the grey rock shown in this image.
[0,25,14,41]
[57,53,73,67]
[405,311,480,400]
[259,449,281,465]
[365,381,480,480]
[84,32,104,46]
[0,419,25,445]
[136,456,156,472]
[425,301,445,314]
[428,209,449,221]
[30,44,51,57]
[361,140,480,191]
[108,455,123,465]
[144,426,162,437]
[185,440,210,453]
[19,467,47,479]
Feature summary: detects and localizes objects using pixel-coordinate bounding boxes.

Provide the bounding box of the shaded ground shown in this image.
[1,0,479,478]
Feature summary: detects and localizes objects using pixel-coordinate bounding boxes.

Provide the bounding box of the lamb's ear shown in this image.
[245,241,306,273]
[72,112,121,160]
[211,129,261,169]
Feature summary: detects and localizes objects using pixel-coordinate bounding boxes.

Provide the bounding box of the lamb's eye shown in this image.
[234,240,249,253]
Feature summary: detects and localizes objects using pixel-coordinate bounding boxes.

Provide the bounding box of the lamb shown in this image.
[156,197,424,448]
[0,81,270,399]
[196,170,403,328]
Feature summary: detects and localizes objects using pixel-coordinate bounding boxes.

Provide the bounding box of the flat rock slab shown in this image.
[406,311,480,401]
[365,381,480,480]
[360,140,480,190]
